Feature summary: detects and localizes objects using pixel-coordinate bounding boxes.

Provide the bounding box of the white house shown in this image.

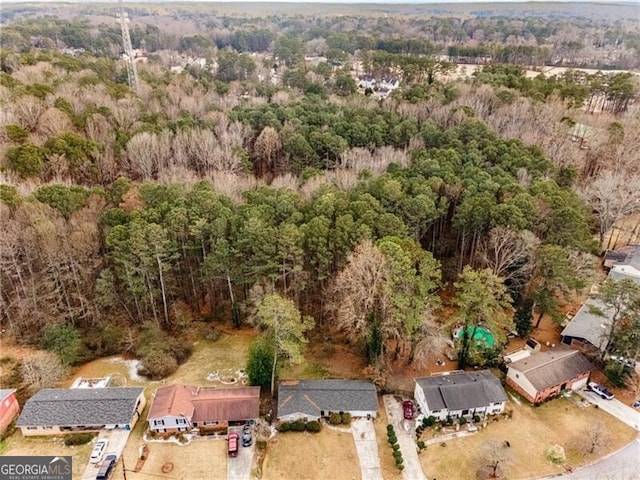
[16,387,145,436]
[277,380,378,422]
[414,370,507,421]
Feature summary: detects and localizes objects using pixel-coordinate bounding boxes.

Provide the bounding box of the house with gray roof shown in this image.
[506,345,592,404]
[16,387,145,436]
[414,370,507,421]
[561,298,612,353]
[277,380,378,422]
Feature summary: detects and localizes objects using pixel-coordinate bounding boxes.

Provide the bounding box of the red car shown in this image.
[228,432,239,457]
[403,400,414,420]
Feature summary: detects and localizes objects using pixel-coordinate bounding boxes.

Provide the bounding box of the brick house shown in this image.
[506,345,592,405]
[147,385,260,434]
[0,389,20,435]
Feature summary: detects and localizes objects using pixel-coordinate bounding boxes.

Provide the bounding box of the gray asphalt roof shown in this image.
[16,387,144,427]
[561,298,612,349]
[415,370,507,412]
[277,380,378,418]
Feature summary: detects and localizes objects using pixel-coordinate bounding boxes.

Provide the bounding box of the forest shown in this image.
[0,2,639,394]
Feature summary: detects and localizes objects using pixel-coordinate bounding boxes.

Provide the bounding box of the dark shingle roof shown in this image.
[507,345,592,391]
[561,299,612,349]
[277,380,378,418]
[415,370,507,412]
[16,387,143,427]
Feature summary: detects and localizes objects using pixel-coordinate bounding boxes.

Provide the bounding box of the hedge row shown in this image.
[278,420,322,433]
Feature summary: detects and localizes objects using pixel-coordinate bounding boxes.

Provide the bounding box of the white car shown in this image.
[587,382,615,400]
[90,439,109,464]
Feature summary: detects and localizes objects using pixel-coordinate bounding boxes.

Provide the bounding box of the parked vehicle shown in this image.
[96,454,117,480]
[90,439,109,464]
[587,382,615,400]
[403,400,415,420]
[242,424,252,447]
[228,432,239,457]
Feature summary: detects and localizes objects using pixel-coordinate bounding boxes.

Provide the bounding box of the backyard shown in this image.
[419,395,638,479]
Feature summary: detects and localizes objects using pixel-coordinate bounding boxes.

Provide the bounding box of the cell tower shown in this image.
[118,0,139,93]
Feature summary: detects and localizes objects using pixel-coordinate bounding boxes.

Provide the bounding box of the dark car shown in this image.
[588,382,615,400]
[242,424,252,447]
[96,454,117,480]
[228,432,239,457]
[403,400,415,420]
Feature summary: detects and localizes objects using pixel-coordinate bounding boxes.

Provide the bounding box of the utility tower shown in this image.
[118,0,139,93]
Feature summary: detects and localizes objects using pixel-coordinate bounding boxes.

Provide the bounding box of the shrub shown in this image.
[246,338,275,388]
[605,360,629,388]
[256,440,267,450]
[393,450,402,459]
[397,464,404,471]
[473,415,481,423]
[138,350,178,379]
[446,415,453,425]
[395,455,404,466]
[386,424,394,433]
[341,412,351,425]
[291,420,306,432]
[459,417,467,425]
[423,416,436,427]
[63,433,95,446]
[417,440,426,450]
[177,433,187,443]
[278,422,291,432]
[392,443,400,451]
[306,421,321,433]
[388,434,397,445]
[329,413,342,425]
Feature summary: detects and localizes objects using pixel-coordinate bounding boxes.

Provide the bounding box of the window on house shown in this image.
[27,427,38,430]
[154,419,165,426]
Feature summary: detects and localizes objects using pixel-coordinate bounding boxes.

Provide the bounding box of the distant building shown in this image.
[16,387,145,436]
[147,385,260,434]
[277,380,378,422]
[506,345,592,404]
[414,370,507,422]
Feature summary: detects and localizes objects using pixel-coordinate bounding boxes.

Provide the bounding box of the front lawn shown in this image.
[419,396,638,479]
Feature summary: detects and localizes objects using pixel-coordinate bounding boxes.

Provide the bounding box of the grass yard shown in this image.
[167,332,255,385]
[0,430,94,479]
[419,396,638,480]
[262,427,360,480]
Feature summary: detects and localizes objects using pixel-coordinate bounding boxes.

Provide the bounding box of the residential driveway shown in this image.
[578,390,640,431]
[383,395,427,480]
[351,418,384,480]
[227,426,254,480]
[549,437,640,480]
[80,428,132,480]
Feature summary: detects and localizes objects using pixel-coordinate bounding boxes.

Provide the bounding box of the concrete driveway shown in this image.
[383,395,427,480]
[351,418,383,480]
[80,428,132,480]
[577,390,640,431]
[227,426,254,480]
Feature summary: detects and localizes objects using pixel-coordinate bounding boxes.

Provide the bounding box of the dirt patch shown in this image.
[418,396,637,480]
[262,427,360,480]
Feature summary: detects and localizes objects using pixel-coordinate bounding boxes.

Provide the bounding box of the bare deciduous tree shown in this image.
[21,352,68,394]
[12,95,46,131]
[581,171,640,248]
[476,440,515,480]
[254,126,282,176]
[477,227,540,288]
[575,422,611,457]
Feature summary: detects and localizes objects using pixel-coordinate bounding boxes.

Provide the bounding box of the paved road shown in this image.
[227,426,254,480]
[556,437,640,480]
[80,429,132,480]
[351,418,384,480]
[577,390,640,431]
[383,395,427,480]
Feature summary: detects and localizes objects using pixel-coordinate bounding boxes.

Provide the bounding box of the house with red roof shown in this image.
[147,385,260,434]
